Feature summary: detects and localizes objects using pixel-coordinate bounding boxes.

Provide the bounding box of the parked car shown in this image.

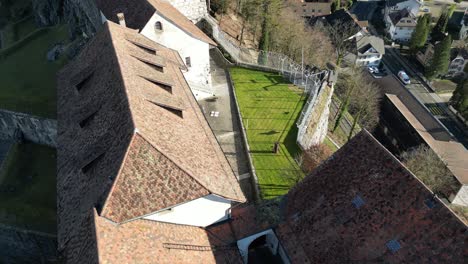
[368,66,387,78]
[367,66,379,74]
[422,7,430,12]
[398,71,411,85]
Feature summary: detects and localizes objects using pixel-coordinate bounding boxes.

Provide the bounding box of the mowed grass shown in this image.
[0,143,56,233]
[0,24,68,118]
[230,67,306,199]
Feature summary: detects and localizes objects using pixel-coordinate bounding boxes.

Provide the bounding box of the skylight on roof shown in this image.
[147,100,183,118]
[352,195,365,209]
[386,239,401,254]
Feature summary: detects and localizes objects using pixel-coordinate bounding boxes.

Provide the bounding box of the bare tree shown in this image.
[332,66,364,133]
[301,144,333,174]
[346,78,380,140]
[325,20,357,66]
[269,7,336,68]
[400,145,460,197]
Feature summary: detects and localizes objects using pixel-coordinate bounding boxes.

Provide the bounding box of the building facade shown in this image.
[95,0,217,100]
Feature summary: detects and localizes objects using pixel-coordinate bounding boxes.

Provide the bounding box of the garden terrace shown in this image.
[230,67,306,199]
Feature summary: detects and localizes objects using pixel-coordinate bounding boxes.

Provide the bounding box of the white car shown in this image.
[398,71,411,85]
[367,66,379,74]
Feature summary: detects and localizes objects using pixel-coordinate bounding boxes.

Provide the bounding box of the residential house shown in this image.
[385,8,418,42]
[416,43,435,67]
[309,9,366,40]
[57,21,246,263]
[289,0,333,18]
[448,8,468,41]
[347,34,385,66]
[95,0,217,100]
[385,0,422,17]
[448,49,468,77]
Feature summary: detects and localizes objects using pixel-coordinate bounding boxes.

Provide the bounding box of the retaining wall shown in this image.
[0,110,56,147]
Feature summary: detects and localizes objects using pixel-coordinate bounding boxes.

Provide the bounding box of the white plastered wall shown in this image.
[140,12,213,100]
[143,194,232,227]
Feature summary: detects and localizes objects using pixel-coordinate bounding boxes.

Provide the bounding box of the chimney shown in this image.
[117,13,126,27]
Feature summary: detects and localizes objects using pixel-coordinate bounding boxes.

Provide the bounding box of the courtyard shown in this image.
[230,67,306,199]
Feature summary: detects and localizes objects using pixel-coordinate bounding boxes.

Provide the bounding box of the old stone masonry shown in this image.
[167,0,208,22]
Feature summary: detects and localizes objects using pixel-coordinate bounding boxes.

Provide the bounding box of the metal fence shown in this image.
[204,15,328,95]
[204,15,331,148]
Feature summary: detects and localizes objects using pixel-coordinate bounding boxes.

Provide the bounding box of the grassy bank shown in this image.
[230,67,306,199]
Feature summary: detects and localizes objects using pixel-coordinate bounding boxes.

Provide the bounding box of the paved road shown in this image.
[380,48,468,148]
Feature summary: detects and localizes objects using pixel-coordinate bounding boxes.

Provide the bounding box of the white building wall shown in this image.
[140,12,213,99]
[143,194,232,227]
[237,229,287,264]
[392,26,414,42]
[390,0,422,16]
[356,54,382,65]
[452,185,468,206]
[167,0,208,22]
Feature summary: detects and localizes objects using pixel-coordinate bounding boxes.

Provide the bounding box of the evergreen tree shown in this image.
[431,9,453,41]
[450,81,468,120]
[409,15,430,52]
[426,35,452,80]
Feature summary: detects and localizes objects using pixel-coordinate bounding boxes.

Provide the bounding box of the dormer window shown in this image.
[155,21,163,31]
[76,71,94,92]
[79,109,99,128]
[82,152,105,174]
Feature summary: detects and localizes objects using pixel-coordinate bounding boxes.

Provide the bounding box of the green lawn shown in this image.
[230,67,306,199]
[0,23,68,118]
[0,142,56,233]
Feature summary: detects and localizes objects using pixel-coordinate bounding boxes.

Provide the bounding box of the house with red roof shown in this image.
[95,0,217,100]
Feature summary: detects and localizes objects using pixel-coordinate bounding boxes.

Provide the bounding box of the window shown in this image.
[185,57,191,67]
[143,77,172,93]
[76,72,94,92]
[155,21,163,31]
[318,9,321,13]
[130,41,156,55]
[82,153,105,174]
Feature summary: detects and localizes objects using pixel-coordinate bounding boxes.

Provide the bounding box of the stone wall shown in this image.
[297,81,334,150]
[167,0,208,22]
[0,110,56,147]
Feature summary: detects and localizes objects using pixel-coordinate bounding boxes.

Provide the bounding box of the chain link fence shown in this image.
[204,15,332,148]
[204,15,329,95]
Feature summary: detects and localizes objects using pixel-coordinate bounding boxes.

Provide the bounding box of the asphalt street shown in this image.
[380,48,468,148]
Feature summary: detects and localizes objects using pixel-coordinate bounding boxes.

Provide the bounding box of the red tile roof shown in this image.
[282,130,467,263]
[94,0,217,45]
[57,21,244,261]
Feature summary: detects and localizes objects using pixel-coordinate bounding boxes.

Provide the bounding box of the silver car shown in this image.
[398,71,411,85]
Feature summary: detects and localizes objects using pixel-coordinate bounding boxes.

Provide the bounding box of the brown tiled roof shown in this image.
[282,130,467,263]
[94,0,217,45]
[57,21,244,260]
[101,134,210,223]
